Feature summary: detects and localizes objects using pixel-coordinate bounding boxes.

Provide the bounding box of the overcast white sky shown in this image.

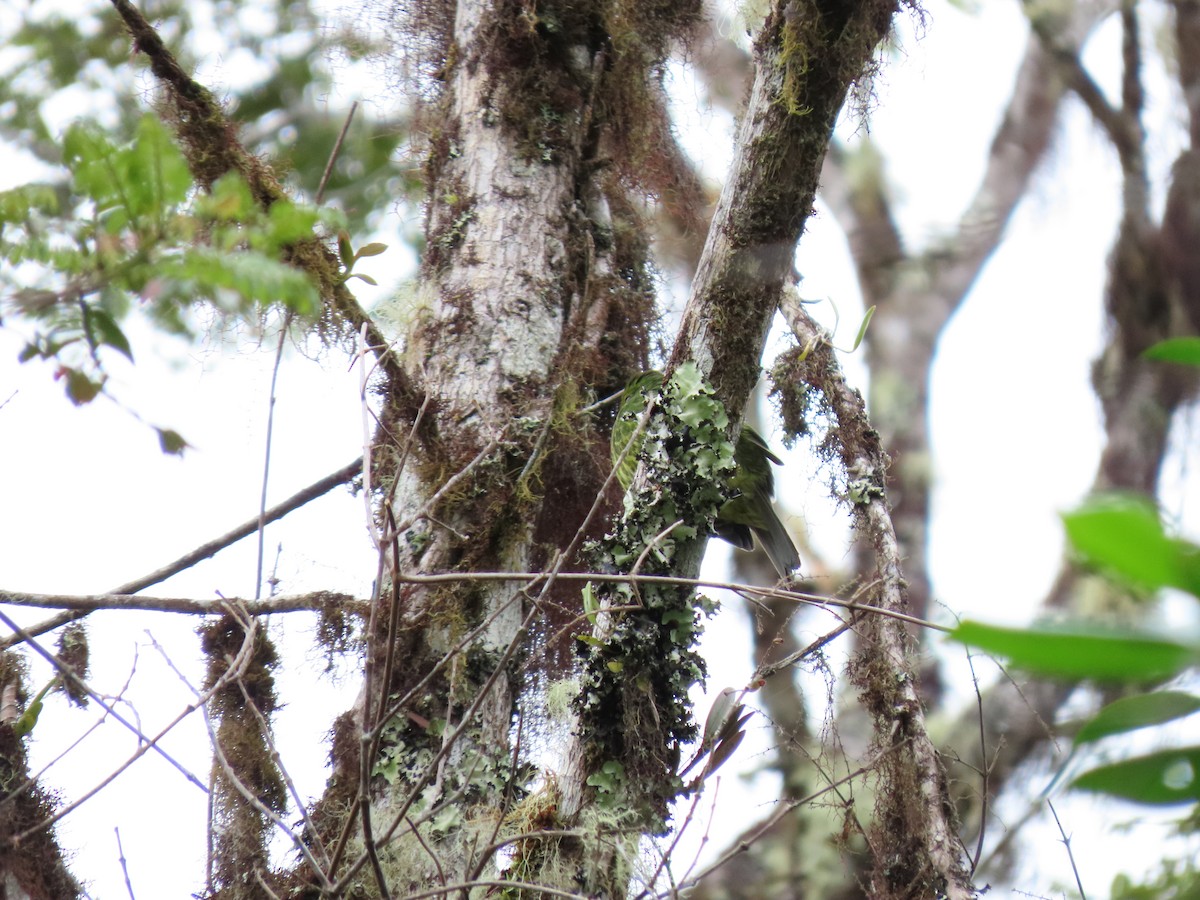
[2,0,1199,896]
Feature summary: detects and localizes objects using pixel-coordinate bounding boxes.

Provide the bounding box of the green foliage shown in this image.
[949,621,1195,683]
[576,363,741,824]
[609,369,800,576]
[1063,495,1200,595]
[1144,337,1200,367]
[2,114,331,430]
[954,489,1200,815]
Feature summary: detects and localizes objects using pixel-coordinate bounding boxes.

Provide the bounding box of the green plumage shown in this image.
[610,371,801,578]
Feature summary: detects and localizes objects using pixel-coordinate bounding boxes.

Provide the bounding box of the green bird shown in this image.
[610,371,801,579]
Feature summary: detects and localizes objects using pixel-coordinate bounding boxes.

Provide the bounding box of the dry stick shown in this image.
[1,573,946,635]
[256,311,293,601]
[639,778,711,897]
[966,648,989,876]
[781,299,970,895]
[1048,798,1087,900]
[115,826,136,900]
[315,101,358,206]
[0,458,363,649]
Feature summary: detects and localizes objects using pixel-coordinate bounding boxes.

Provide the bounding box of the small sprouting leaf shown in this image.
[950,620,1195,682]
[350,272,378,286]
[850,305,876,352]
[1072,746,1200,805]
[1144,337,1200,367]
[582,581,598,625]
[1075,691,1200,747]
[354,242,388,260]
[337,231,354,268]
[606,660,624,673]
[155,427,189,455]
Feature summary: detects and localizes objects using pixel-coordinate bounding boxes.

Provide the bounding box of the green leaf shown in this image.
[155,428,189,456]
[0,183,59,222]
[126,114,191,217]
[851,305,876,352]
[354,241,388,259]
[950,620,1196,682]
[85,307,134,361]
[1063,494,1200,595]
[63,122,119,207]
[204,172,256,220]
[1072,746,1200,805]
[266,200,319,247]
[1075,691,1200,747]
[1144,337,1200,367]
[64,369,103,405]
[350,272,378,286]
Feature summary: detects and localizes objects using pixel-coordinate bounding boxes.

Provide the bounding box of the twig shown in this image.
[0,458,363,649]
[664,743,907,897]
[115,827,136,899]
[967,648,989,875]
[1,573,946,633]
[256,312,293,601]
[0,609,205,794]
[316,101,358,205]
[1048,799,1086,900]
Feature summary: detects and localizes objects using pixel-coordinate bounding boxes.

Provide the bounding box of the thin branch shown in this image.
[256,313,293,601]
[115,827,136,900]
[0,458,363,649]
[0,608,206,797]
[1,573,947,634]
[1048,799,1087,900]
[316,101,359,206]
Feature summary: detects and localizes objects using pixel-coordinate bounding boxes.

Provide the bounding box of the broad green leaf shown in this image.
[950,620,1195,682]
[1075,691,1200,746]
[1072,746,1200,805]
[1144,337,1200,367]
[85,307,134,362]
[1063,495,1200,595]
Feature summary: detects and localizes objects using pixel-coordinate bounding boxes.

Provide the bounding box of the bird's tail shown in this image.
[752,506,801,580]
